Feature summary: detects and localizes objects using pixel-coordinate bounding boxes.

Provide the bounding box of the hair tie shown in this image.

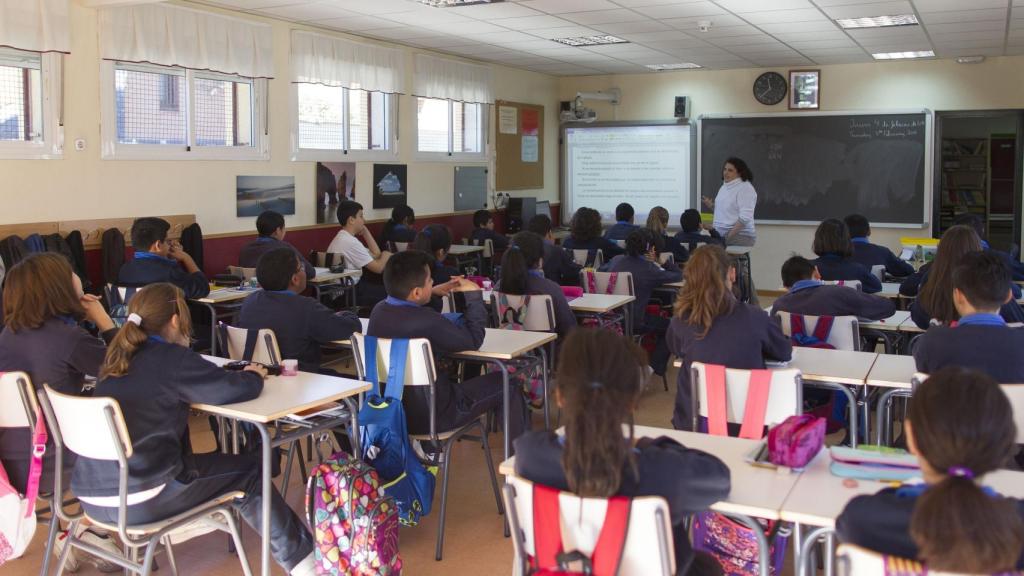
[126,313,143,326]
[589,381,603,390]
[947,466,975,480]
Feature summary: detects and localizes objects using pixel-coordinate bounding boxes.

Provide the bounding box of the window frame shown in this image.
[0,49,62,160]
[100,60,269,161]
[414,96,488,162]
[290,83,397,162]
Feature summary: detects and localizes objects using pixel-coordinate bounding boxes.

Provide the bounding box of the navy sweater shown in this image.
[72,341,263,497]
[675,229,725,252]
[238,236,315,280]
[603,222,639,241]
[667,300,792,430]
[850,238,915,278]
[812,253,882,294]
[237,290,361,372]
[515,431,730,574]
[380,223,417,248]
[562,236,624,260]
[913,323,1024,382]
[770,283,896,321]
[603,254,683,325]
[541,241,582,285]
[118,254,210,299]
[661,234,690,264]
[469,228,509,252]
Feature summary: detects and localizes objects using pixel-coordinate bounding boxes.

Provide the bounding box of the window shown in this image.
[416,97,485,158]
[0,48,60,158]
[102,61,267,160]
[294,84,393,159]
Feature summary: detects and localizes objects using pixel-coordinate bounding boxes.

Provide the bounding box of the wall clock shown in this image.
[753,71,787,105]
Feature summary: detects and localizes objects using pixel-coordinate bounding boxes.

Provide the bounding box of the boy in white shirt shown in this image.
[328,200,391,306]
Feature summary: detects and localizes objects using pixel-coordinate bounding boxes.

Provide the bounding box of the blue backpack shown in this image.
[359,336,435,526]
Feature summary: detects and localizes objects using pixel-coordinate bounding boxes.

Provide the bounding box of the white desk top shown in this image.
[568,293,636,313]
[878,282,903,299]
[786,347,878,385]
[859,310,910,332]
[864,353,917,390]
[309,268,360,284]
[898,315,925,333]
[726,246,752,256]
[499,425,799,520]
[195,287,257,304]
[451,328,557,361]
[663,280,684,289]
[332,318,369,347]
[449,244,485,255]
[193,356,370,423]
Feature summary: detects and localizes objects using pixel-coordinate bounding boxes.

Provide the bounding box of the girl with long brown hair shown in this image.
[646,205,689,263]
[514,328,730,575]
[667,245,791,430]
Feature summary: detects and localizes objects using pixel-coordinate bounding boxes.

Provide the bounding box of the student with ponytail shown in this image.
[411,224,461,311]
[498,231,576,336]
[71,283,318,576]
[380,204,417,249]
[515,329,730,576]
[837,366,1024,572]
[667,245,791,430]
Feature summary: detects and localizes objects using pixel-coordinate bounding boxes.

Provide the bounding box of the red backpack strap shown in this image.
[811,315,835,344]
[738,370,772,440]
[585,270,596,293]
[705,364,729,437]
[532,484,564,571]
[606,272,618,295]
[591,496,632,576]
[789,314,807,343]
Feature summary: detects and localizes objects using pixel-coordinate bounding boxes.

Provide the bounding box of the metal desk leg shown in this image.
[490,360,513,461]
[797,527,835,576]
[200,301,218,356]
[875,388,912,445]
[342,397,359,453]
[806,382,858,448]
[538,346,550,430]
[476,252,484,276]
[255,423,272,576]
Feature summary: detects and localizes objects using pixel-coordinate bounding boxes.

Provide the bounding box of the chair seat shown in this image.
[410,415,485,443]
[83,490,245,537]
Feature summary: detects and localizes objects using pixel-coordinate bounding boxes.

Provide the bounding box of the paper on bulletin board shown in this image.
[521,135,538,163]
[520,108,539,136]
[499,106,517,135]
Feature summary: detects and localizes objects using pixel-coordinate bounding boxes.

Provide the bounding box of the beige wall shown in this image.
[0,2,560,233]
[560,57,1024,288]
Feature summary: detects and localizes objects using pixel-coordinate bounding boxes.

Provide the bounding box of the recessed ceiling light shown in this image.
[872,50,934,60]
[551,35,629,47]
[645,63,702,71]
[836,14,918,29]
[419,0,503,7]
[956,55,985,64]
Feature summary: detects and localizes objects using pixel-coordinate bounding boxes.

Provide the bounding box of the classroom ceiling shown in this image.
[198,0,1024,75]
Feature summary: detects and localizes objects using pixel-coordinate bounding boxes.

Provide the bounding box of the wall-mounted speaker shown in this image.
[674,96,690,120]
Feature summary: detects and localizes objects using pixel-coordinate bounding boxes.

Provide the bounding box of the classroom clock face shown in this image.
[753,72,787,105]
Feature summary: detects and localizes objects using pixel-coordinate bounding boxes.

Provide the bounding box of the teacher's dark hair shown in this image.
[724,157,753,182]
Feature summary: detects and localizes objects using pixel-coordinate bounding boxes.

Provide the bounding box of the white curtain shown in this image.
[413,53,493,104]
[0,0,70,53]
[98,3,273,78]
[291,30,405,94]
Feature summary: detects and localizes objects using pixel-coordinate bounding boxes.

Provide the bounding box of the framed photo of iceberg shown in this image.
[372,163,408,209]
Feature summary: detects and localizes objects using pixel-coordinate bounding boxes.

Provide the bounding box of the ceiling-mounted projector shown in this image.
[560,89,620,123]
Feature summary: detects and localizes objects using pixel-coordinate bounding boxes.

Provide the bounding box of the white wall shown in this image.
[560,57,1024,289]
[0,1,561,233]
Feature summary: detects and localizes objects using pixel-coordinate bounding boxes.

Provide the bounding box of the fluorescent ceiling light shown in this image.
[419,0,502,7]
[552,35,629,47]
[836,14,918,29]
[646,63,702,70]
[872,50,934,60]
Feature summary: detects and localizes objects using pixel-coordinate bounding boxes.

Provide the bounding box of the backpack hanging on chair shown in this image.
[580,271,624,335]
[788,315,846,431]
[0,399,45,565]
[788,315,836,350]
[493,293,546,409]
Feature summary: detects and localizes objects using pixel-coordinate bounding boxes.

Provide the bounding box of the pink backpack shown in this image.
[580,271,624,335]
[0,401,45,565]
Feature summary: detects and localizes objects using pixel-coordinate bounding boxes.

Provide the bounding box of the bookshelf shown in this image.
[939,138,988,236]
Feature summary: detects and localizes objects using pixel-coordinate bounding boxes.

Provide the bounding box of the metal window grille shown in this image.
[297,83,344,150]
[194,76,252,147]
[0,61,41,142]
[115,67,186,145]
[349,89,369,150]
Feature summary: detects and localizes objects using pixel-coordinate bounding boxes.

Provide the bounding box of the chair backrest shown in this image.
[310,251,344,268]
[0,371,37,429]
[691,362,802,431]
[658,252,674,265]
[572,249,603,268]
[1000,384,1024,444]
[870,265,885,283]
[775,311,860,351]
[615,239,626,249]
[824,279,863,291]
[581,270,635,297]
[469,238,494,258]
[228,266,256,281]
[351,333,436,388]
[440,292,456,314]
[104,283,139,310]
[490,292,556,332]
[394,241,409,252]
[42,385,132,462]
[219,324,281,365]
[504,475,675,576]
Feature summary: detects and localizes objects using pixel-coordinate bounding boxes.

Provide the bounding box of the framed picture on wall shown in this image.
[315,162,355,224]
[789,69,820,110]
[372,163,408,209]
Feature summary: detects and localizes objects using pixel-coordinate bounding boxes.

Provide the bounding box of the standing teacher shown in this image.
[703,157,757,247]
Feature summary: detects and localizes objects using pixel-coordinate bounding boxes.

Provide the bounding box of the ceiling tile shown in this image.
[359,26,442,40]
[321,0,418,16]
[382,8,473,26]
[925,21,1007,33]
[717,0,814,11]
[785,37,860,49]
[817,1,914,19]
[595,20,673,34]
[739,8,830,24]
[452,3,546,20]
[679,24,763,37]
[557,9,645,25]
[912,0,1007,11]
[404,35,472,48]
[518,0,621,13]
[706,34,780,46]
[203,0,306,9]
[257,2,354,20]
[527,26,604,39]
[491,14,576,30]
[317,15,411,31]
[424,19,512,34]
[917,8,1007,23]
[632,2,729,19]
[619,29,696,41]
[758,20,842,33]
[661,14,748,28]
[772,30,851,42]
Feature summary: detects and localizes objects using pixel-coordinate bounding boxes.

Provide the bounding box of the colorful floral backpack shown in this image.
[306,452,402,575]
[493,293,546,409]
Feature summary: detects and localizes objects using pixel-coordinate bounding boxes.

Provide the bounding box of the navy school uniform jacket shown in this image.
[118,252,210,299]
[812,253,882,294]
[899,262,930,297]
[984,241,1024,281]
[667,299,793,430]
[913,313,1024,382]
[603,254,683,326]
[380,224,417,248]
[908,267,1024,329]
[428,261,460,312]
[238,236,315,280]
[469,228,509,252]
[237,290,361,372]
[675,229,725,252]
[367,291,489,434]
[514,431,730,575]
[561,236,625,260]
[770,280,896,321]
[498,271,578,337]
[850,237,914,278]
[662,234,690,264]
[837,484,1024,567]
[541,240,582,285]
[603,222,639,242]
[71,340,263,497]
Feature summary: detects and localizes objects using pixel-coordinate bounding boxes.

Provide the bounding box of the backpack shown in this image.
[0,236,28,269]
[492,294,546,408]
[23,234,45,254]
[0,400,46,566]
[358,337,435,526]
[528,483,631,576]
[101,228,126,286]
[105,285,139,328]
[306,452,401,575]
[496,293,530,331]
[788,315,835,349]
[180,223,204,271]
[63,231,90,290]
[580,271,624,336]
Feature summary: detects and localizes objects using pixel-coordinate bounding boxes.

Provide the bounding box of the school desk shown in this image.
[865,354,918,445]
[567,293,636,335]
[192,287,258,356]
[308,268,360,305]
[877,283,902,299]
[195,355,370,576]
[447,243,485,274]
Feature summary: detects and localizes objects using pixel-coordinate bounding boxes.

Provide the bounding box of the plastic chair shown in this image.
[690,362,803,434]
[227,266,256,282]
[580,270,635,297]
[468,237,495,259]
[775,311,861,351]
[39,385,252,576]
[217,324,281,366]
[870,265,885,283]
[503,475,675,576]
[394,241,409,252]
[571,249,603,268]
[658,252,674,265]
[489,292,556,332]
[309,251,344,268]
[836,544,922,576]
[1001,384,1024,444]
[350,334,503,562]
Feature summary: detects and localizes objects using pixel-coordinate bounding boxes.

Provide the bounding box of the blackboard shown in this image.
[454,166,488,212]
[700,112,929,225]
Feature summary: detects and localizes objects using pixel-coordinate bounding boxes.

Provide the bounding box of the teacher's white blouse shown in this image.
[713,179,757,239]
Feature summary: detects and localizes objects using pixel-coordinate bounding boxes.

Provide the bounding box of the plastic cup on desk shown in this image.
[281,359,298,376]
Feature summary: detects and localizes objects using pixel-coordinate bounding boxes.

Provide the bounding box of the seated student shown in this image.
[914,252,1024,381]
[469,209,509,252]
[367,251,526,443]
[675,208,725,252]
[562,206,624,262]
[602,228,683,376]
[954,212,1024,280]
[836,366,1024,573]
[498,231,577,337]
[844,214,914,279]
[239,210,315,280]
[527,213,581,285]
[667,245,792,431]
[118,217,209,299]
[811,218,882,294]
[379,204,417,250]
[770,255,896,320]
[910,225,1024,329]
[237,248,361,373]
[327,200,391,307]
[515,329,730,576]
[603,202,639,242]
[646,206,689,263]
[410,224,461,312]
[73,283,317,576]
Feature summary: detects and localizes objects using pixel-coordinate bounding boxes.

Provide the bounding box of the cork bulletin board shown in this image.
[495,100,545,191]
